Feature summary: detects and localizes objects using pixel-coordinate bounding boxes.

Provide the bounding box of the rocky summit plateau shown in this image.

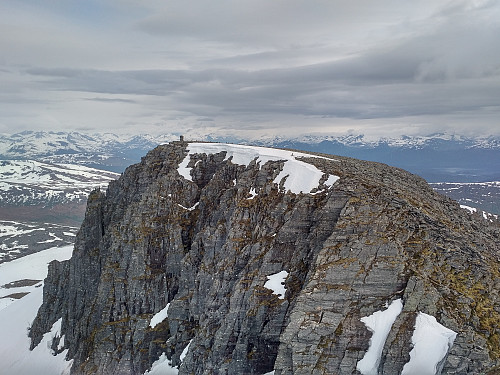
[29,141,500,374]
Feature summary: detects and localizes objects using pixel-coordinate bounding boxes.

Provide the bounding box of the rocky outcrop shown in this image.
[29,142,500,374]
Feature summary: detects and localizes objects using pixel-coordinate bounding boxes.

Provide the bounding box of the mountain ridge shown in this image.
[29,141,500,374]
[2,130,499,183]
[2,130,500,162]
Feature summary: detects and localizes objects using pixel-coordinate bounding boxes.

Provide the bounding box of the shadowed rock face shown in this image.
[29,142,500,375]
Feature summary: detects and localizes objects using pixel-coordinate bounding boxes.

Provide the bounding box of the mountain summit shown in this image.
[29,142,500,374]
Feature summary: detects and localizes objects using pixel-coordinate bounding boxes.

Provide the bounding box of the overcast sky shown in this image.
[1,0,499,138]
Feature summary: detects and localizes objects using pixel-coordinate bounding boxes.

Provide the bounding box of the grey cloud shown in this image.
[85,97,136,104]
[2,0,500,137]
[23,40,500,124]
[134,0,436,48]
[26,68,81,78]
[25,68,188,96]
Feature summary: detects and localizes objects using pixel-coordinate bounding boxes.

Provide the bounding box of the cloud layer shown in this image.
[1,0,499,137]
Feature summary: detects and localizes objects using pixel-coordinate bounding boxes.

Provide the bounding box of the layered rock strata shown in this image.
[30,142,500,374]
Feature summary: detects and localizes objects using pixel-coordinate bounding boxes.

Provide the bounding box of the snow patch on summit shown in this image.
[177,143,339,194]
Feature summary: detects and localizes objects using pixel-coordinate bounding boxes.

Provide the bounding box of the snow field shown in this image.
[177,143,339,194]
[0,246,74,374]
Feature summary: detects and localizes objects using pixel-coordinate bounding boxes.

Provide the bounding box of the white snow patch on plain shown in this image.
[357,299,403,375]
[39,232,63,243]
[401,313,457,375]
[0,246,74,374]
[150,303,170,328]
[0,222,39,237]
[177,143,339,194]
[264,271,288,299]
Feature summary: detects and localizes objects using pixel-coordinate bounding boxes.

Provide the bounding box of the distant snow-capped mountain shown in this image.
[1,131,499,173]
[0,160,119,225]
[0,131,172,157]
[0,131,177,172]
[1,130,499,214]
[255,132,500,149]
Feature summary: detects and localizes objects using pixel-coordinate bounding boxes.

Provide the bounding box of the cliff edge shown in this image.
[29,142,500,374]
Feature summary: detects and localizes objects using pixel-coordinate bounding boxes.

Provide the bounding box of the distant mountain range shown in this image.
[1,130,499,180]
[258,133,500,183]
[0,131,176,173]
[0,130,499,215]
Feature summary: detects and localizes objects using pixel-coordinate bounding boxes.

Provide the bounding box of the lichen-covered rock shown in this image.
[29,142,500,374]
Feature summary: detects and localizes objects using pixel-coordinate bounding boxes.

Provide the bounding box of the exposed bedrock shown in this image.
[30,142,500,374]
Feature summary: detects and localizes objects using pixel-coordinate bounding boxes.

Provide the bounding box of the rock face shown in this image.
[29,142,500,374]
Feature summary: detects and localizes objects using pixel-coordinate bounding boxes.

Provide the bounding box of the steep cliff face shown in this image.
[29,142,500,375]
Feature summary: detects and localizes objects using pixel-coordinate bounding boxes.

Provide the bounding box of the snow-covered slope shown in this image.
[0,131,175,172]
[0,220,77,264]
[0,160,119,206]
[0,245,74,375]
[0,160,119,225]
[179,143,339,194]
